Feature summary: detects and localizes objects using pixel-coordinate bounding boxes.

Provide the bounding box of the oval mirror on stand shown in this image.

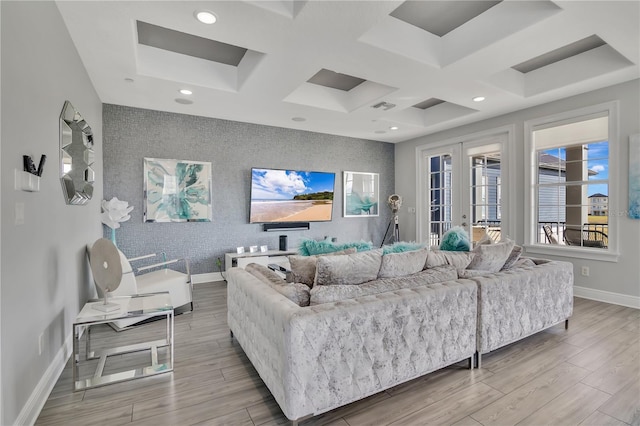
[59,100,95,205]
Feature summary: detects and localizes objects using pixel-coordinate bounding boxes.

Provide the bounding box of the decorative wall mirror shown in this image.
[59,100,95,205]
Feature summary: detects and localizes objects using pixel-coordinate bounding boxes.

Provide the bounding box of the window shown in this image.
[525,102,619,261]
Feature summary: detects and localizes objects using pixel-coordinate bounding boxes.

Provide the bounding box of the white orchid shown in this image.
[101,197,133,229]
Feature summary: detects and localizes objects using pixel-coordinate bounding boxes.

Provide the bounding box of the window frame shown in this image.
[524,101,619,262]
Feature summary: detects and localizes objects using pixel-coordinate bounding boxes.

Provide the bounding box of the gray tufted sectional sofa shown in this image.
[226,249,573,424]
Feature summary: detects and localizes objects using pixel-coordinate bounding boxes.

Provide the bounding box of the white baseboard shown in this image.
[574,285,640,309]
[192,272,225,284]
[16,333,73,426]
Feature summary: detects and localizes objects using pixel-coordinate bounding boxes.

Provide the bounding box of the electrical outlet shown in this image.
[38,333,44,355]
[581,266,590,276]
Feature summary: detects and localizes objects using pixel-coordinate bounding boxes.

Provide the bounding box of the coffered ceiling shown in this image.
[55,1,640,143]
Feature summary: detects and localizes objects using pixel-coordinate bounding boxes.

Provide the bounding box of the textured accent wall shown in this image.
[103,104,394,274]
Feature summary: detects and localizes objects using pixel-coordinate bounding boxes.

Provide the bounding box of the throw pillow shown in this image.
[512,257,537,269]
[298,238,373,256]
[500,245,523,270]
[474,232,493,248]
[467,239,515,272]
[244,263,310,306]
[315,249,383,286]
[439,226,471,251]
[382,241,425,255]
[425,250,475,269]
[378,248,429,278]
[288,248,357,287]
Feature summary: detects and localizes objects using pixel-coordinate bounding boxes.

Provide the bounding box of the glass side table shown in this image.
[72,292,174,391]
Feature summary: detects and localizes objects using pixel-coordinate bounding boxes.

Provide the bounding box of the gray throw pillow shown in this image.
[244,263,310,306]
[500,245,523,270]
[288,248,357,287]
[315,249,383,286]
[467,239,515,272]
[511,257,537,269]
[425,250,475,269]
[378,248,429,278]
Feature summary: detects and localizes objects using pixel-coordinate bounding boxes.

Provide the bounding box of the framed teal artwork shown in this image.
[143,157,212,222]
[343,171,379,217]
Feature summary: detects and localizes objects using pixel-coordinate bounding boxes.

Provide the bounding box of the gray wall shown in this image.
[1,2,103,424]
[395,79,640,301]
[103,104,395,274]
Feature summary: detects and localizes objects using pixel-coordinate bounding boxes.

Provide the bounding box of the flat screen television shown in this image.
[250,168,335,223]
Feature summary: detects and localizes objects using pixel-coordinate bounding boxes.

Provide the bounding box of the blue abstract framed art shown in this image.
[143,157,212,222]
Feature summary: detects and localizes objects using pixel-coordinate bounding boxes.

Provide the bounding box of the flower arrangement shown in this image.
[101,197,133,245]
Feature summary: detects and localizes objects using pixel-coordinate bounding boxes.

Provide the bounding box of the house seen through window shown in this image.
[533,115,609,249]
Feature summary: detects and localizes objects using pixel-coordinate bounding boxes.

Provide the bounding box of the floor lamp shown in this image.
[381,194,402,247]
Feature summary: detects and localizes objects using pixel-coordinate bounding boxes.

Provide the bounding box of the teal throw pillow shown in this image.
[382,241,425,255]
[439,226,471,251]
[298,238,373,256]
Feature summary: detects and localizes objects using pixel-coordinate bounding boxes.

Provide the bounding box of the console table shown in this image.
[72,292,174,391]
[225,249,297,272]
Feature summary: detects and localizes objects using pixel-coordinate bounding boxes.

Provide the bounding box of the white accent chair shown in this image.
[90,246,192,330]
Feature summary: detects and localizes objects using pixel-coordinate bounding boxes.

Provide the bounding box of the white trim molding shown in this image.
[15,334,73,426]
[574,286,640,309]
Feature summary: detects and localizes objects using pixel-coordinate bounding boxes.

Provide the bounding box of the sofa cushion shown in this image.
[244,263,310,306]
[378,248,429,278]
[425,250,475,269]
[467,239,515,272]
[315,249,383,286]
[501,245,523,270]
[288,248,357,287]
[298,239,373,256]
[310,265,458,304]
[457,269,494,279]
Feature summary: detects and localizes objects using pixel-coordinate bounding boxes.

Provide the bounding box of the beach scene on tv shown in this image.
[250,168,335,223]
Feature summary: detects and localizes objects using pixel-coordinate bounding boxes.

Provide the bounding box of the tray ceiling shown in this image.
[55,0,640,143]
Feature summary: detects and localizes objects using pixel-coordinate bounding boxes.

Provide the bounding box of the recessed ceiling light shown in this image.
[179,89,193,95]
[389,126,399,130]
[175,98,194,105]
[292,117,306,122]
[194,10,217,24]
[473,96,486,102]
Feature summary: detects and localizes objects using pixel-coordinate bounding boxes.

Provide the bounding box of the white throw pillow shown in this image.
[315,249,383,286]
[378,248,429,278]
[467,239,515,272]
[425,250,475,269]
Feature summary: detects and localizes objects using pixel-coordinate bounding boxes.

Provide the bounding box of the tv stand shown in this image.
[224,249,297,272]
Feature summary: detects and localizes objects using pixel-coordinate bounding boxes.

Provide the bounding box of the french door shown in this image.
[417,131,510,247]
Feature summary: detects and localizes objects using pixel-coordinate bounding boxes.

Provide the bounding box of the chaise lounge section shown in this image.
[227,266,478,423]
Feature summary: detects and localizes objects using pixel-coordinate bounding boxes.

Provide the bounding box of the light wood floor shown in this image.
[36,282,640,426]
